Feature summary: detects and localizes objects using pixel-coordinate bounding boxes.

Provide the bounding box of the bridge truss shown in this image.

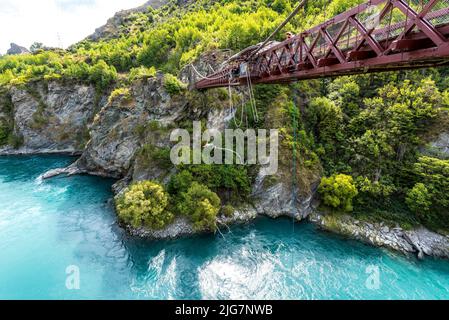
[195,0,449,89]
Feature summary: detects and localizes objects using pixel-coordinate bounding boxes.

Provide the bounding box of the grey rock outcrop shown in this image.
[252,176,316,220]
[73,73,188,179]
[7,43,30,55]
[128,205,258,240]
[310,211,449,259]
[429,131,449,158]
[127,216,195,239]
[404,228,449,259]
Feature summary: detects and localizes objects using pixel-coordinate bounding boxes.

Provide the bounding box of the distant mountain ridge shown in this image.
[6,43,30,55]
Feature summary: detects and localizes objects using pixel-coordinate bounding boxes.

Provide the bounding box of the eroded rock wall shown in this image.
[1,81,101,154]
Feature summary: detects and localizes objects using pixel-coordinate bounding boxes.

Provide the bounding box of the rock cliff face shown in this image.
[75,73,189,178]
[0,81,101,155]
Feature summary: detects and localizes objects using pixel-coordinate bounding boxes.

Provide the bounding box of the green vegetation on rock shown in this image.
[116,180,174,230]
[177,182,221,231]
[163,74,186,95]
[319,174,358,212]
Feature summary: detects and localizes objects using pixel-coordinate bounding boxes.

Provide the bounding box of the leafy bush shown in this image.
[177,182,221,231]
[354,176,396,208]
[7,133,24,149]
[138,144,172,169]
[137,29,174,67]
[163,74,186,95]
[305,97,344,173]
[88,60,117,91]
[184,165,252,200]
[319,174,358,212]
[108,87,132,104]
[221,205,235,218]
[115,180,174,229]
[167,170,194,196]
[128,66,157,82]
[406,183,432,219]
[413,157,449,208]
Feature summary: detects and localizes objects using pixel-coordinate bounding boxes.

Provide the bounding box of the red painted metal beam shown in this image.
[195,0,449,90]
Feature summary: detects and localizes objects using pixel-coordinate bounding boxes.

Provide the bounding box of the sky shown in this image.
[0,0,146,54]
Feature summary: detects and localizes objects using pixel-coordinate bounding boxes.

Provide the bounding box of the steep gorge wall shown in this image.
[74,73,194,179]
[0,81,104,154]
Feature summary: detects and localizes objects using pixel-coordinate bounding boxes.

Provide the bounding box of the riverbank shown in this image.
[309,211,449,260]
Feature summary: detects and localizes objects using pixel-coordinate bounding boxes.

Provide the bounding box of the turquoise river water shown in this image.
[0,155,449,300]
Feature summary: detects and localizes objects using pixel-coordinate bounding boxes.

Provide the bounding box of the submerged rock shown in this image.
[40,164,83,179]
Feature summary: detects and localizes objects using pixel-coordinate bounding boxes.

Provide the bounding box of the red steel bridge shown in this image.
[195,0,449,89]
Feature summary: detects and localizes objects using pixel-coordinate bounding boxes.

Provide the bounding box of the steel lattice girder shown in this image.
[195,0,449,89]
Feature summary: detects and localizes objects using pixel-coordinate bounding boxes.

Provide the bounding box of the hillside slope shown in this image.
[86,0,174,41]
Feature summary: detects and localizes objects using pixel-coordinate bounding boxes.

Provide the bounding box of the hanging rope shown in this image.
[227,71,244,128]
[290,90,300,238]
[321,0,330,92]
[246,67,259,123]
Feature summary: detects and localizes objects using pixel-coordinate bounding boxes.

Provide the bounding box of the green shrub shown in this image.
[184,165,252,200]
[31,109,49,129]
[108,87,132,104]
[128,66,157,82]
[177,182,221,231]
[319,174,358,212]
[138,144,172,169]
[354,176,396,207]
[406,183,432,219]
[413,156,449,209]
[221,205,235,218]
[167,170,194,195]
[88,60,117,91]
[137,29,174,67]
[115,180,174,230]
[408,157,449,226]
[163,74,186,95]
